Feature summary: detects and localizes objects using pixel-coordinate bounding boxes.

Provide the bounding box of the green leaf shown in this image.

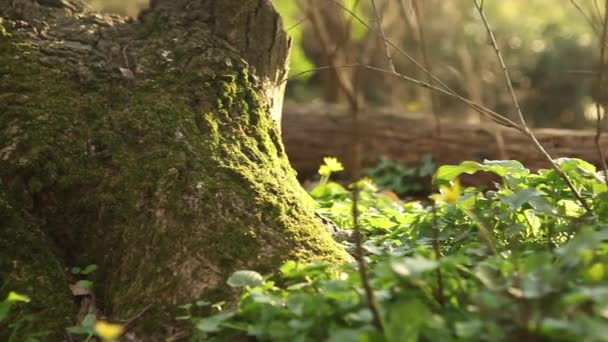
[227,270,264,288]
[390,257,438,277]
[195,300,211,307]
[365,216,398,230]
[455,319,483,338]
[7,291,30,303]
[250,291,282,305]
[434,161,485,182]
[434,160,529,183]
[0,302,10,322]
[81,264,98,275]
[76,280,94,289]
[483,160,529,177]
[195,312,234,333]
[329,328,371,342]
[584,263,606,282]
[82,313,96,327]
[310,182,348,199]
[555,158,596,173]
[280,260,299,277]
[385,299,429,342]
[501,188,547,208]
[66,326,93,335]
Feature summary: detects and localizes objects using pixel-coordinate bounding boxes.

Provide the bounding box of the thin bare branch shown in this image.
[595,0,603,21]
[329,0,362,57]
[474,0,592,213]
[371,0,396,73]
[473,1,526,127]
[569,0,601,36]
[359,65,523,130]
[327,0,521,151]
[320,0,527,131]
[282,63,523,130]
[326,0,456,95]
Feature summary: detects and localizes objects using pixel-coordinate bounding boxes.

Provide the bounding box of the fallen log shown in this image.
[282,103,608,181]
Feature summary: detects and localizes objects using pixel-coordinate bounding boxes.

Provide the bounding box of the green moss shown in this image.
[0,20,346,338]
[0,187,75,340]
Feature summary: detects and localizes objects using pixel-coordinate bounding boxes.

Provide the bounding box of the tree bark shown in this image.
[282,103,608,183]
[0,0,346,338]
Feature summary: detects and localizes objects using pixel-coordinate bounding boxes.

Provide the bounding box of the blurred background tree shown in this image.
[87,0,602,129]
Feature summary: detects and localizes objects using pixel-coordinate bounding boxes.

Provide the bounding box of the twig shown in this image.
[474,0,592,213]
[371,0,396,73]
[569,0,601,36]
[283,63,522,130]
[326,0,456,96]
[359,65,523,130]
[285,0,333,31]
[473,1,526,128]
[119,304,153,328]
[329,0,362,58]
[326,0,524,133]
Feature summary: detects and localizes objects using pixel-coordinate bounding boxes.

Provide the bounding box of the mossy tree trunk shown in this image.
[0,0,346,338]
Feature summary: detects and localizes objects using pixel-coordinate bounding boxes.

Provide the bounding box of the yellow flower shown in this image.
[318,165,331,177]
[95,321,124,341]
[434,180,462,204]
[355,177,378,192]
[323,157,344,173]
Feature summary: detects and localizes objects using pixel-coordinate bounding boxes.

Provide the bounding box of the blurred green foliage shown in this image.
[191,157,608,341]
[365,155,436,197]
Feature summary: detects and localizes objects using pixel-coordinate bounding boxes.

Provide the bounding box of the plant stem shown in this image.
[431,200,446,306]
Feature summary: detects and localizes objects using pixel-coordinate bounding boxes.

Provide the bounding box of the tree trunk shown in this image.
[0,0,346,339]
[282,103,608,182]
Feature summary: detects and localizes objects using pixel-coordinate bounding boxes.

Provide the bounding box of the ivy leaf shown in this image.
[227,270,263,288]
[435,161,485,182]
[501,188,547,209]
[435,160,529,183]
[555,158,596,174]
